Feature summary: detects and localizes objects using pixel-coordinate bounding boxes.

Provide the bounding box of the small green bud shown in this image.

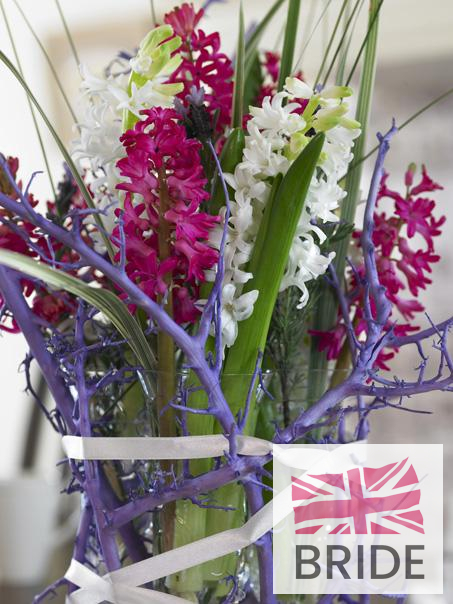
[314,104,348,132]
[322,85,353,99]
[338,116,361,130]
[285,131,309,160]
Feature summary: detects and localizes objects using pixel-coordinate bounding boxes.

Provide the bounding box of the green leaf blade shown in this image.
[231,3,245,128]
[0,250,155,370]
[277,0,302,91]
[224,132,326,388]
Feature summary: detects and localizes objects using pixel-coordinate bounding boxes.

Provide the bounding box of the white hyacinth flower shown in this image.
[71,25,182,247]
[211,77,361,346]
[219,285,259,347]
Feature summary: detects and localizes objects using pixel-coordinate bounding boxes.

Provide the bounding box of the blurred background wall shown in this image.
[0,0,452,601]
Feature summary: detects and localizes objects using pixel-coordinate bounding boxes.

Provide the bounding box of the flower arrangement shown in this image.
[0,1,451,603]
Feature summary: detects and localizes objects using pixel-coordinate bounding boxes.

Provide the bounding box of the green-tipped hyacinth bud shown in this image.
[322,85,354,99]
[122,24,184,131]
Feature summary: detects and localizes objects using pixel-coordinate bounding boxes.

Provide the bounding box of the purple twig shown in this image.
[32,577,69,604]
[108,455,269,529]
[74,302,121,571]
[238,350,263,431]
[196,139,231,376]
[0,267,76,432]
[244,481,277,604]
[328,263,361,360]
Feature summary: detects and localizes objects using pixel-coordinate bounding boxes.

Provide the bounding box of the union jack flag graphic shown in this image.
[292,457,424,535]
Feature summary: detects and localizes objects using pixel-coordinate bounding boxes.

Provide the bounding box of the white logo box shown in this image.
[272,443,443,595]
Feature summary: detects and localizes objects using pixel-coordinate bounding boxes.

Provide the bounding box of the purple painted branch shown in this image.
[318,596,335,604]
[356,375,453,398]
[196,139,231,370]
[280,123,398,443]
[388,316,453,347]
[98,466,149,563]
[0,216,81,270]
[22,352,60,431]
[356,395,370,440]
[32,577,69,604]
[276,378,357,443]
[108,454,269,529]
[243,481,276,604]
[0,266,76,432]
[358,122,397,366]
[73,497,92,564]
[238,350,263,431]
[74,303,121,571]
[0,170,236,435]
[328,263,360,361]
[66,496,93,594]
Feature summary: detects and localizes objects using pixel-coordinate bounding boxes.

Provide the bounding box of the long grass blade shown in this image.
[352,86,453,170]
[0,250,155,369]
[345,0,384,85]
[11,0,78,124]
[314,0,349,87]
[244,0,287,89]
[231,2,245,128]
[54,0,80,68]
[150,0,157,24]
[0,50,115,260]
[300,0,318,49]
[321,0,364,87]
[332,0,380,276]
[0,0,56,198]
[335,0,353,84]
[277,0,302,91]
[294,0,333,70]
[245,0,286,62]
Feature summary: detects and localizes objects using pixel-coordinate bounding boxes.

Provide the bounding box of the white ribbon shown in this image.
[63,436,366,604]
[62,434,272,461]
[65,560,189,604]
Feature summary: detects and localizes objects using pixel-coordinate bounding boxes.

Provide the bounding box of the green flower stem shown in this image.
[203,134,326,587]
[156,328,176,554]
[169,128,245,595]
[168,363,213,595]
[307,0,381,405]
[156,168,177,553]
